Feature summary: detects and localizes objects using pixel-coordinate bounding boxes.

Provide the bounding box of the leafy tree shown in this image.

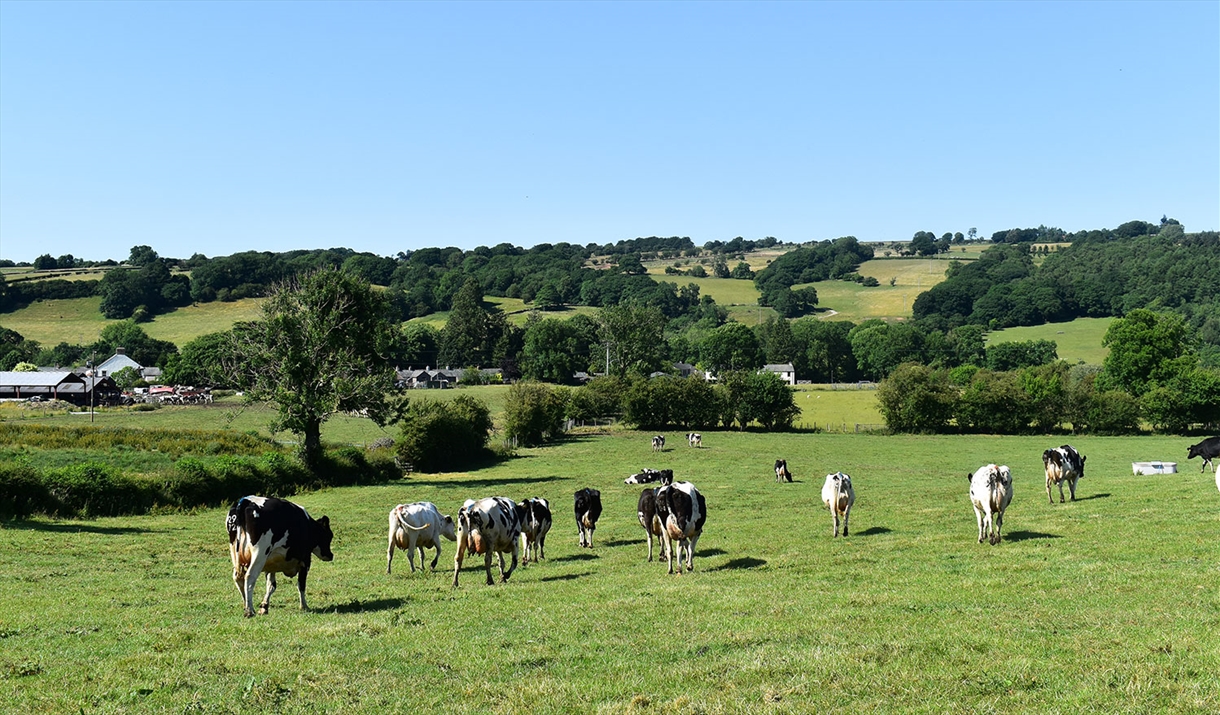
[1020,362,1070,432]
[12,361,37,372]
[599,305,666,378]
[955,369,1033,434]
[876,363,957,433]
[910,231,937,256]
[33,254,57,270]
[1099,309,1194,396]
[740,370,800,430]
[438,277,490,368]
[229,268,398,471]
[688,264,708,278]
[849,320,926,381]
[730,262,755,280]
[396,394,493,472]
[390,323,440,368]
[0,328,39,371]
[92,321,178,368]
[791,318,858,383]
[532,282,563,310]
[624,375,684,429]
[503,381,569,446]
[56,254,76,269]
[521,318,591,383]
[566,376,627,423]
[713,258,730,278]
[755,316,799,366]
[127,245,160,267]
[700,322,763,374]
[161,332,234,387]
[985,339,1058,371]
[110,366,143,389]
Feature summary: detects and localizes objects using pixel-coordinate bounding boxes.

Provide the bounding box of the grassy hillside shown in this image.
[1,430,1215,713]
[986,317,1115,365]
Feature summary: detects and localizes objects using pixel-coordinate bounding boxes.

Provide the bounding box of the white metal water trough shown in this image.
[1132,461,1177,475]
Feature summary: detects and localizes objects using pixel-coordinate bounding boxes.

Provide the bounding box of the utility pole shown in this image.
[86,351,96,424]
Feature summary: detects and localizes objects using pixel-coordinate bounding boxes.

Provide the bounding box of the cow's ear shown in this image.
[318,516,329,526]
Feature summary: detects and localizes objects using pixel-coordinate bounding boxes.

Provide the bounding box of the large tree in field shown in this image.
[599,304,666,377]
[1099,309,1194,396]
[230,268,398,471]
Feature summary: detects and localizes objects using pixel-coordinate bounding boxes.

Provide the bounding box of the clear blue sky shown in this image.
[2,1,1216,263]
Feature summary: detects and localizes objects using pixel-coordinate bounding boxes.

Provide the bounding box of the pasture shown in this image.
[987,317,1116,366]
[1,430,1216,713]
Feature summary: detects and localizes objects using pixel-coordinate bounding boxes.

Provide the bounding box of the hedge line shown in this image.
[0,423,275,457]
[0,447,399,520]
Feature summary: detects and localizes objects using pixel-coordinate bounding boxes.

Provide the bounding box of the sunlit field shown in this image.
[0,296,110,347]
[987,317,1116,366]
[1,430,1216,713]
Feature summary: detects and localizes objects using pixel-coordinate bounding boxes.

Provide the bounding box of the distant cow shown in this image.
[1187,436,1220,473]
[574,488,603,548]
[775,459,793,483]
[636,487,666,562]
[1042,445,1086,503]
[387,502,457,574]
[226,496,334,618]
[969,464,1013,545]
[624,468,674,486]
[652,435,665,452]
[654,481,707,574]
[820,472,855,537]
[453,497,522,587]
[687,433,702,448]
[518,497,552,564]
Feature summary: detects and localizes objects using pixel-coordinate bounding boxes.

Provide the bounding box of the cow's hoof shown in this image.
[243,610,255,618]
[258,606,269,615]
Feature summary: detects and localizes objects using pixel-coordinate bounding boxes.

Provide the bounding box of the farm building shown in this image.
[762,363,796,385]
[0,371,120,405]
[96,348,161,382]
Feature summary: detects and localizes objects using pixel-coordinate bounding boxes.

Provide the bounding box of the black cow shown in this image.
[624,468,674,485]
[1042,445,1086,503]
[517,497,552,564]
[1187,436,1220,473]
[637,488,665,562]
[654,481,707,574]
[574,488,603,548]
[226,496,334,618]
[775,459,793,483]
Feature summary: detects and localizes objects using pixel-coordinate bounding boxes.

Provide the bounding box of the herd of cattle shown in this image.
[225,435,1220,617]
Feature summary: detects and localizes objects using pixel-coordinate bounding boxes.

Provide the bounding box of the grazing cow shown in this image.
[775,459,793,483]
[636,488,666,562]
[574,488,603,548]
[1187,436,1220,473]
[653,481,707,574]
[1042,445,1086,503]
[453,496,522,587]
[518,497,552,564]
[969,464,1013,545]
[387,502,457,574]
[820,472,855,537]
[652,435,665,452]
[226,496,334,618]
[687,432,702,448]
[624,468,674,486]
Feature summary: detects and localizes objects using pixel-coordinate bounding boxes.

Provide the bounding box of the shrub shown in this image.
[503,382,568,447]
[877,363,957,433]
[0,462,55,519]
[41,463,154,518]
[396,395,493,472]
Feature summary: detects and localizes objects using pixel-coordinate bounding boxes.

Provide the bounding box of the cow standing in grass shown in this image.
[574,488,603,548]
[518,497,552,564]
[453,497,522,587]
[1042,445,1086,504]
[652,435,665,452]
[387,502,457,574]
[1187,436,1220,473]
[820,472,855,537]
[654,481,706,574]
[227,496,333,617]
[687,433,702,448]
[969,464,1013,545]
[775,459,793,483]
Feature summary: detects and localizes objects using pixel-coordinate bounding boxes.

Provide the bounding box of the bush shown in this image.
[877,363,957,433]
[41,463,154,518]
[0,462,54,519]
[396,395,493,472]
[955,370,1033,434]
[503,382,568,446]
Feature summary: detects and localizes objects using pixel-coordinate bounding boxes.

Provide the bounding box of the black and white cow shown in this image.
[1042,445,1086,503]
[226,496,334,618]
[775,459,793,483]
[636,487,665,562]
[687,433,702,448]
[453,497,522,587]
[653,481,706,574]
[820,472,856,537]
[652,435,665,452]
[574,488,603,548]
[624,468,674,486]
[969,464,1013,545]
[517,497,552,564]
[1187,436,1220,473]
[387,502,457,574]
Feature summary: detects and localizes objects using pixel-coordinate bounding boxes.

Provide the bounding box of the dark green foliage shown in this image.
[92,321,180,368]
[623,376,684,430]
[565,376,627,423]
[876,363,957,433]
[396,395,493,471]
[0,423,274,456]
[0,462,54,519]
[753,236,873,307]
[161,332,235,387]
[700,322,763,373]
[712,371,799,430]
[955,370,1033,434]
[98,260,190,319]
[0,277,100,312]
[1099,309,1194,396]
[791,319,859,383]
[0,327,40,370]
[849,320,927,381]
[503,382,568,447]
[985,339,1058,371]
[521,317,596,383]
[41,463,155,518]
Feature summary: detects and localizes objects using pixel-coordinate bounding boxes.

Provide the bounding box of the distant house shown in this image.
[762,363,796,386]
[96,348,160,383]
[395,367,462,389]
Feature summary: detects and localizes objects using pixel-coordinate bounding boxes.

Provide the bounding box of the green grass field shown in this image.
[1,430,1216,713]
[987,317,1116,366]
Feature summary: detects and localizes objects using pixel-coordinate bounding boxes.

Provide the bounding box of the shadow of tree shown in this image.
[1073,493,1111,501]
[328,598,405,614]
[708,557,766,571]
[855,526,892,536]
[602,539,643,548]
[405,474,569,489]
[1005,530,1061,542]
[551,553,598,563]
[696,548,727,557]
[5,520,155,535]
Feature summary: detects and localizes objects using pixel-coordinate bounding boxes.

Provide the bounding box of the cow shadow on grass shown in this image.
[405,474,568,489]
[1005,530,1061,542]
[708,557,766,572]
[696,548,727,557]
[602,538,643,548]
[328,598,405,614]
[1074,493,1111,501]
[7,520,155,535]
[539,572,593,583]
[855,526,892,537]
[551,553,598,563]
